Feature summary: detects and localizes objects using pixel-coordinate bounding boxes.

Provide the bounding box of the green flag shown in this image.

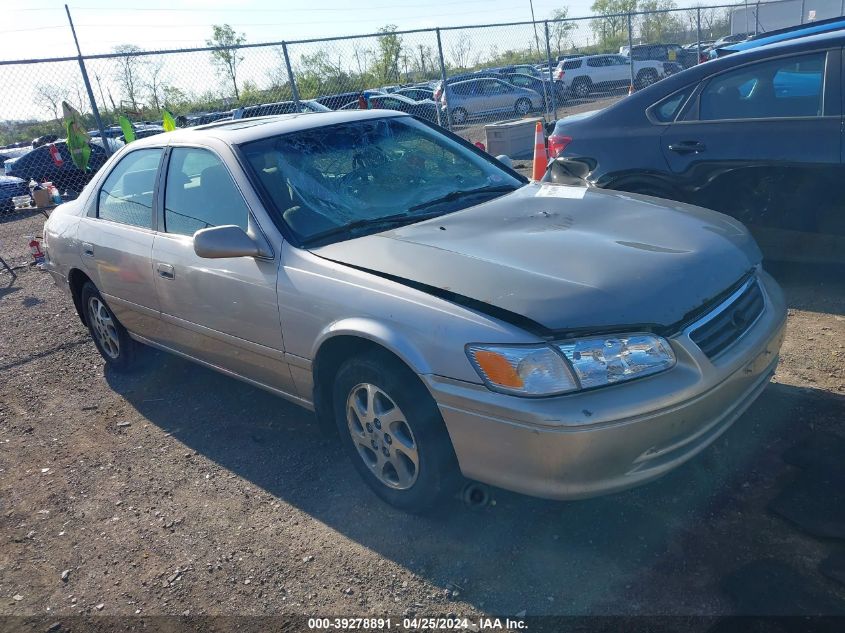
[118,115,136,143]
[62,101,91,172]
[162,110,177,132]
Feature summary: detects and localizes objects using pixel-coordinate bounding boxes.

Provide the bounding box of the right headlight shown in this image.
[556,333,675,390]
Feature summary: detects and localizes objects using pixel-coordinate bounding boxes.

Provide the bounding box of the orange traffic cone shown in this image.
[532,121,548,181]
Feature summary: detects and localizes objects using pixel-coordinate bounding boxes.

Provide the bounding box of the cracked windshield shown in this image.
[241,117,522,242]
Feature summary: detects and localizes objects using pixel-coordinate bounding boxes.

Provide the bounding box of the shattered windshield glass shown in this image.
[239,116,523,244]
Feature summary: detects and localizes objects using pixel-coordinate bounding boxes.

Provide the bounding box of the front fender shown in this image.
[312,317,434,376]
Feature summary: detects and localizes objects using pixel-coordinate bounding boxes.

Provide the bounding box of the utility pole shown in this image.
[529,0,541,59]
[64,4,111,155]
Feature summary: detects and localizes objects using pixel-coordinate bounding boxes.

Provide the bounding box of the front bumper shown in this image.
[425,270,787,500]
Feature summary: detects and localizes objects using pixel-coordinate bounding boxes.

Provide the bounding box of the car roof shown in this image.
[723,16,845,53]
[127,109,409,147]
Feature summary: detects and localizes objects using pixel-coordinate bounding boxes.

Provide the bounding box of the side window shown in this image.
[97,148,163,229]
[163,148,250,237]
[563,60,581,70]
[699,52,825,121]
[587,57,603,67]
[650,86,694,122]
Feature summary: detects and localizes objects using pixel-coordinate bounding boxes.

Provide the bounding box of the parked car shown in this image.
[5,140,109,194]
[237,100,330,118]
[340,93,439,123]
[1,147,30,172]
[42,109,786,512]
[0,175,29,213]
[441,77,542,124]
[714,32,754,47]
[499,72,566,106]
[394,87,434,101]
[709,15,845,59]
[316,90,384,111]
[546,30,845,263]
[628,43,700,68]
[433,71,505,101]
[554,55,668,98]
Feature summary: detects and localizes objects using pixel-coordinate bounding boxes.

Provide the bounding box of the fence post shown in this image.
[435,28,451,130]
[281,42,300,109]
[696,7,702,64]
[800,0,805,24]
[543,22,558,121]
[64,4,111,156]
[627,13,635,90]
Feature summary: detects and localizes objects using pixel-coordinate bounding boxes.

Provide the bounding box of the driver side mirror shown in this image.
[193,225,266,259]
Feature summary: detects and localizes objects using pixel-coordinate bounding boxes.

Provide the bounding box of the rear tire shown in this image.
[80,281,140,372]
[636,69,659,89]
[332,350,460,513]
[571,78,591,99]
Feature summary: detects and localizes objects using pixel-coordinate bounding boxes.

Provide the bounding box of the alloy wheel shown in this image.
[346,383,419,490]
[88,296,120,359]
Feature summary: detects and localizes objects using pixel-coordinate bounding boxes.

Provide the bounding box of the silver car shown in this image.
[43,111,786,513]
[442,78,542,124]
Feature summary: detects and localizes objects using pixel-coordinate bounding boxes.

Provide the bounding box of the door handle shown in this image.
[668,141,706,154]
[82,242,94,257]
[156,263,175,280]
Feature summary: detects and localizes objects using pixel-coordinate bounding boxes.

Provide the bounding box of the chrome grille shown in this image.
[689,279,764,359]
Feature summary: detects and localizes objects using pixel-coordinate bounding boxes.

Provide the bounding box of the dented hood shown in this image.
[311,183,762,333]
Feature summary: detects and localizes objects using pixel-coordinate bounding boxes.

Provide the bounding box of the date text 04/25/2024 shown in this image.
[307,617,528,630]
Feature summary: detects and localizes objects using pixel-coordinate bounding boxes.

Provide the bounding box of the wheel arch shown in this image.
[310,320,435,431]
[67,268,93,326]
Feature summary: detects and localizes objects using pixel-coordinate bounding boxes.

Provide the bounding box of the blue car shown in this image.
[711,16,845,58]
[4,141,109,196]
[0,175,29,213]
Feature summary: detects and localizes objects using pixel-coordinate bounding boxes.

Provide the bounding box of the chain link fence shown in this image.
[1,0,838,271]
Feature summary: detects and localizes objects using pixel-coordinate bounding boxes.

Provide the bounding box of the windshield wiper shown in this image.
[303,210,447,246]
[407,184,519,212]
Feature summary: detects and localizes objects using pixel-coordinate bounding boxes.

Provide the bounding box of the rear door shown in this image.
[662,48,844,260]
[77,147,164,337]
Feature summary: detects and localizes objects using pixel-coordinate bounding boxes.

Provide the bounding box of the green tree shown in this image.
[207,24,246,101]
[590,0,638,51]
[638,0,683,43]
[549,8,577,56]
[373,25,403,84]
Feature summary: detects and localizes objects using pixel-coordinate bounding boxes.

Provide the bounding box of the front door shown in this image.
[77,147,164,337]
[661,48,844,261]
[151,145,296,394]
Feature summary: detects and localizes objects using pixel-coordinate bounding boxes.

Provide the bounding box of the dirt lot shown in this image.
[1,256,844,630]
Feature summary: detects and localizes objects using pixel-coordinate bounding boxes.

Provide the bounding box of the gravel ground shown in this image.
[1,254,844,630]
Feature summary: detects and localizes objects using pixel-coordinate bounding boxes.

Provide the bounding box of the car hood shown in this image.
[311,183,761,334]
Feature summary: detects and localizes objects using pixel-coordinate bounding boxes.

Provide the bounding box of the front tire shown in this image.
[81,281,139,372]
[515,97,531,115]
[450,107,468,125]
[332,350,460,513]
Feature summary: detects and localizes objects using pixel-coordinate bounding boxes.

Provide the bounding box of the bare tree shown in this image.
[113,44,145,112]
[207,24,246,101]
[145,57,166,113]
[448,38,474,71]
[33,84,68,120]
